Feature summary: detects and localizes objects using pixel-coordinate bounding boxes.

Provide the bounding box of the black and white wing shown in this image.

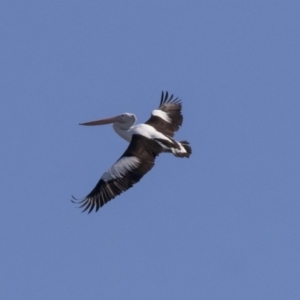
[72,135,163,213]
[144,91,183,137]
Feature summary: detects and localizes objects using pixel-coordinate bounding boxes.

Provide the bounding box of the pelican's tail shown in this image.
[177,140,192,158]
[154,137,192,158]
[171,140,192,158]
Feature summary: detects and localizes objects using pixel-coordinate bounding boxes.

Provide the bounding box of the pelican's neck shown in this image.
[113,123,132,142]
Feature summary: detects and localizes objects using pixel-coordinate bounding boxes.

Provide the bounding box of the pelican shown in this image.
[73,91,192,213]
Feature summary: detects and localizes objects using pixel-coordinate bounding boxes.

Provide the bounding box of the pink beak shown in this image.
[79,115,122,126]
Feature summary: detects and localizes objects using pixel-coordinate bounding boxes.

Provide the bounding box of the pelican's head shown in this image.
[119,113,136,124]
[80,113,136,129]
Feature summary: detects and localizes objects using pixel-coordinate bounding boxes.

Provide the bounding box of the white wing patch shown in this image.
[101,156,140,181]
[152,109,171,123]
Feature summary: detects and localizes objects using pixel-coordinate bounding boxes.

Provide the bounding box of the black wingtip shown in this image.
[72,193,100,214]
[71,195,78,203]
[160,91,181,105]
[160,91,164,105]
[160,91,169,105]
[71,195,86,204]
[71,195,92,214]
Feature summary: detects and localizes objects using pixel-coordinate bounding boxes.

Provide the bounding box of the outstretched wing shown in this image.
[72,135,163,213]
[144,91,183,137]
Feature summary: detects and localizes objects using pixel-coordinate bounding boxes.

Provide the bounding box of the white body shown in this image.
[113,123,169,143]
[113,122,187,155]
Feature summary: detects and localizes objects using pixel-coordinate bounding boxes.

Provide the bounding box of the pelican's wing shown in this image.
[144,91,183,137]
[72,135,163,213]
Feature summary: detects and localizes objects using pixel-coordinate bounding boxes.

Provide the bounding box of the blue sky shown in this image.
[1,1,300,299]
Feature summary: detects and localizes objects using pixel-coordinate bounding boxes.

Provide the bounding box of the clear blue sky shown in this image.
[1,1,300,299]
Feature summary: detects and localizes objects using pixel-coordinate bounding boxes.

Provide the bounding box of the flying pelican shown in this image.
[73,91,192,213]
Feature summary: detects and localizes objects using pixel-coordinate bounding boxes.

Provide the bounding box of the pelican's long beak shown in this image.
[79,115,122,126]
